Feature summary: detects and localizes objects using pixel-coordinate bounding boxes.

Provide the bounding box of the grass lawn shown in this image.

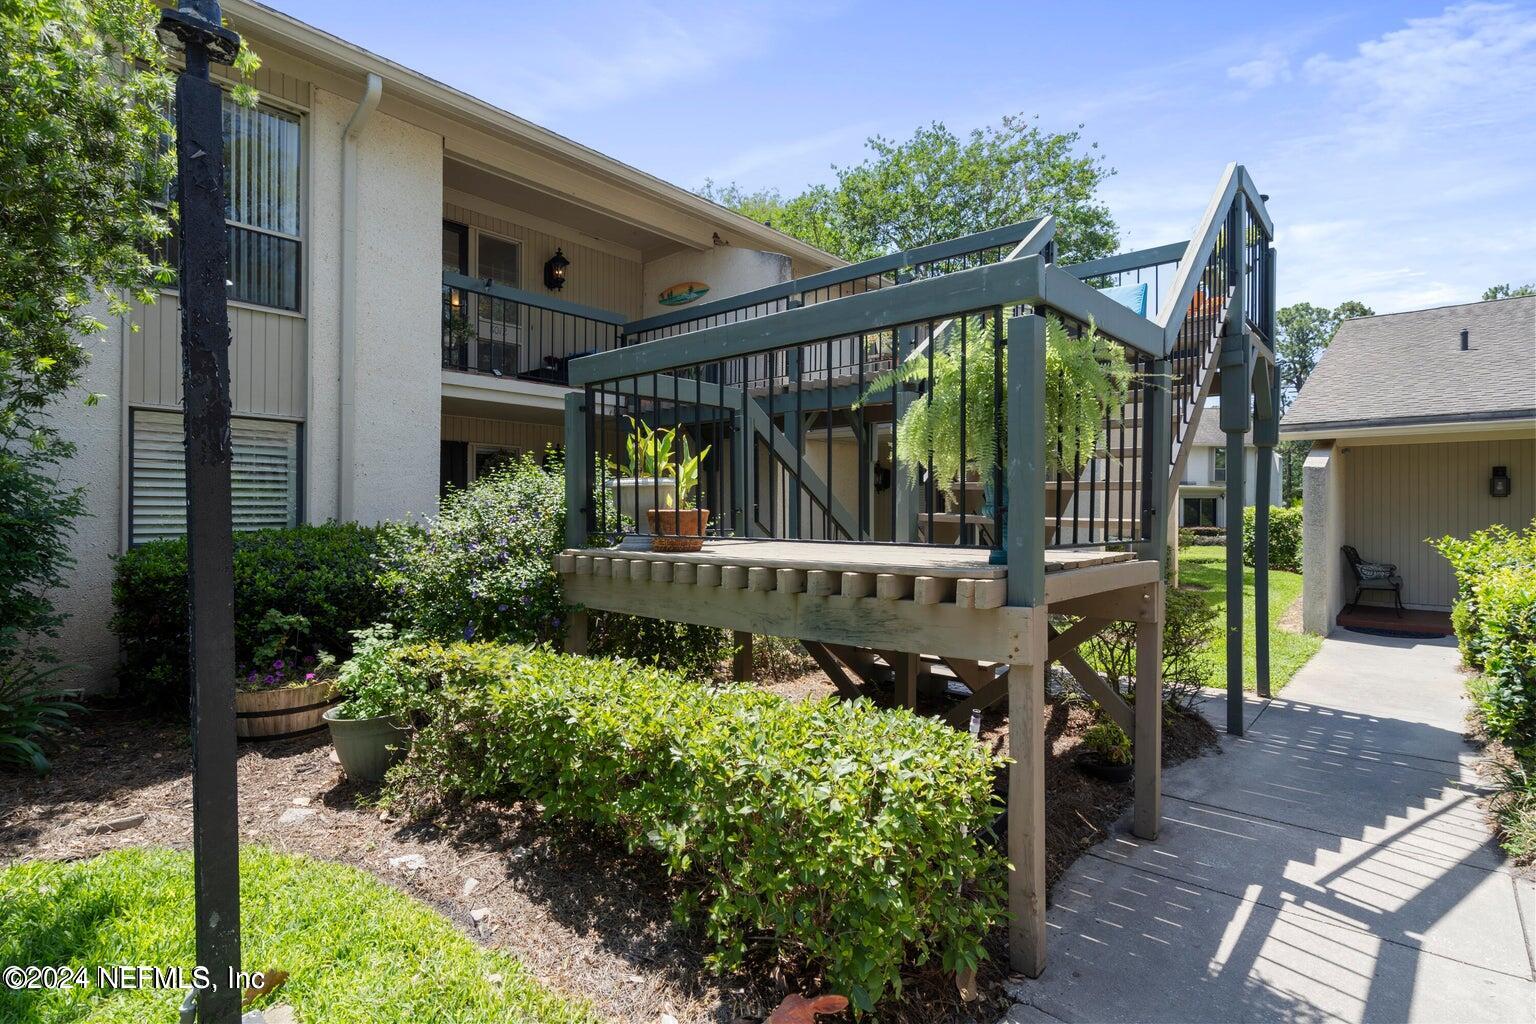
[1179,544,1321,693]
[0,846,596,1024]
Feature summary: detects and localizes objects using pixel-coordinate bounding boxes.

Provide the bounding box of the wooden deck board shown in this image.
[567,539,1134,579]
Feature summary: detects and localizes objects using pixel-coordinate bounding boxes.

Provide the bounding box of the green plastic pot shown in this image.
[323,706,410,782]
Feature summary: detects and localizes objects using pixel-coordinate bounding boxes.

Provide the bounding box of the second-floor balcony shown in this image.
[442,272,626,387]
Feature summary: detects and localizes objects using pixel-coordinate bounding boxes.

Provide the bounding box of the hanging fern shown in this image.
[858,314,1132,486]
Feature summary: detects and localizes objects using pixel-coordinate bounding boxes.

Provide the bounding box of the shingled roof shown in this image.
[1282,295,1536,435]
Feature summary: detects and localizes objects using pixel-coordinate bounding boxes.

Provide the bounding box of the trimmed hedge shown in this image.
[376,640,1007,1011]
[1433,521,1536,759]
[111,523,388,710]
[1243,505,1302,572]
[1178,525,1225,546]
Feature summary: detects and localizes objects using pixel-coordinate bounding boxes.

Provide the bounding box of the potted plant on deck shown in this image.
[234,610,338,740]
[606,417,677,535]
[323,626,412,783]
[857,315,1132,560]
[647,435,712,552]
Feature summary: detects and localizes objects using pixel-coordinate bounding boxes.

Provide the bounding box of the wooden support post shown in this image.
[564,610,589,656]
[732,631,754,682]
[894,652,918,709]
[1133,582,1164,840]
[1008,610,1049,978]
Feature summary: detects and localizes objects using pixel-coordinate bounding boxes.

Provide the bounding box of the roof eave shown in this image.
[224,0,844,271]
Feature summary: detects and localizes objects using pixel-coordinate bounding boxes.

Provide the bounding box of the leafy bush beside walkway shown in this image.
[371,639,1007,1012]
[1434,520,1536,859]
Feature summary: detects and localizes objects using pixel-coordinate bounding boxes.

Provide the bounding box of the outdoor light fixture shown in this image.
[1491,465,1511,498]
[543,248,570,291]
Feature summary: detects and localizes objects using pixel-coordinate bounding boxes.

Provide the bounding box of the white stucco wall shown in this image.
[308,88,442,526]
[1301,442,1345,635]
[640,246,792,319]
[47,299,126,693]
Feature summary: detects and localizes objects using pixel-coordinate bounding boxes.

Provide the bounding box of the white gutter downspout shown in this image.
[337,72,382,521]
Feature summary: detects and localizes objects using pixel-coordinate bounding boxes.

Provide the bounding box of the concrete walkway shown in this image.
[1006,631,1536,1023]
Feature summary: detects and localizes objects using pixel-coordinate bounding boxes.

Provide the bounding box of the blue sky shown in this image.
[287,0,1536,314]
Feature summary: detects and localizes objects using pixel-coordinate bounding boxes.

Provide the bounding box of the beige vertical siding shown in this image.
[441,414,563,453]
[212,61,308,108]
[1342,437,1536,609]
[127,299,307,419]
[442,200,642,319]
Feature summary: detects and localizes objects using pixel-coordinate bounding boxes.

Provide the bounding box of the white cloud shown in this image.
[1302,2,1536,149]
[1227,52,1292,90]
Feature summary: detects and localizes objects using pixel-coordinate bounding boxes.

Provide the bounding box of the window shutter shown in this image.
[131,411,299,545]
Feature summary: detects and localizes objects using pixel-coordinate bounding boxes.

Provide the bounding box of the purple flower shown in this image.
[497,603,509,612]
[521,595,532,606]
[551,617,561,628]
[304,672,316,681]
[247,672,258,683]
[464,623,476,641]
[302,655,314,666]
[264,674,277,685]
[273,659,285,670]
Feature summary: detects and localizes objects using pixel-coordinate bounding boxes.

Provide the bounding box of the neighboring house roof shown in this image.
[1282,296,1536,436]
[1190,412,1254,448]
[224,1,843,274]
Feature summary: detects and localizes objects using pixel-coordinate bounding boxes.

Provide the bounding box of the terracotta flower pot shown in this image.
[646,508,711,552]
[235,678,337,740]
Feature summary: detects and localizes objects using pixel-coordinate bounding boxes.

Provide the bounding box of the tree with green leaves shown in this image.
[701,114,1118,266]
[0,1,258,766]
[1483,283,1536,300]
[1274,298,1374,502]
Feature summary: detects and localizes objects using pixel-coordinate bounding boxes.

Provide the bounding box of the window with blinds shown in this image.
[131,411,301,546]
[155,98,303,311]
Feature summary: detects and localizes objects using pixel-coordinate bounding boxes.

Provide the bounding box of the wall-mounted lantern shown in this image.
[1491,465,1512,498]
[543,248,570,291]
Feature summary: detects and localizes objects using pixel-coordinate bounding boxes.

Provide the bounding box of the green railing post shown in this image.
[564,392,588,550]
[1138,359,1173,569]
[892,323,919,542]
[1219,199,1252,735]
[1253,243,1279,698]
[1005,314,1046,607]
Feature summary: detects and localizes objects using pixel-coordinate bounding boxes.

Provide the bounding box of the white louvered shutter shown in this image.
[131,411,298,545]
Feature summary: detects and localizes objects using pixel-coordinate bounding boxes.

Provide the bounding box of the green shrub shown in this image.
[1432,520,1536,671]
[588,613,731,678]
[111,522,388,711]
[376,640,1006,1011]
[1179,525,1225,547]
[383,453,728,675]
[1242,505,1302,572]
[1464,567,1536,760]
[0,662,81,774]
[1082,582,1220,713]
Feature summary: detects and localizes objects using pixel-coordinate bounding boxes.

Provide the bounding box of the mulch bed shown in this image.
[0,673,1217,1024]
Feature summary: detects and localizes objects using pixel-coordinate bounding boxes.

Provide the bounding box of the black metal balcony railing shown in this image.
[441,272,624,385]
[567,249,1166,553]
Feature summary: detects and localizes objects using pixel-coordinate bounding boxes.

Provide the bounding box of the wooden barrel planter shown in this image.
[235,679,337,740]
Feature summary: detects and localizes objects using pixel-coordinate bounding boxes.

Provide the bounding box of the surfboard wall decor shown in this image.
[658,281,710,307]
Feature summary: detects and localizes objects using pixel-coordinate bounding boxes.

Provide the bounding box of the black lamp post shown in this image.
[156,3,243,1022]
